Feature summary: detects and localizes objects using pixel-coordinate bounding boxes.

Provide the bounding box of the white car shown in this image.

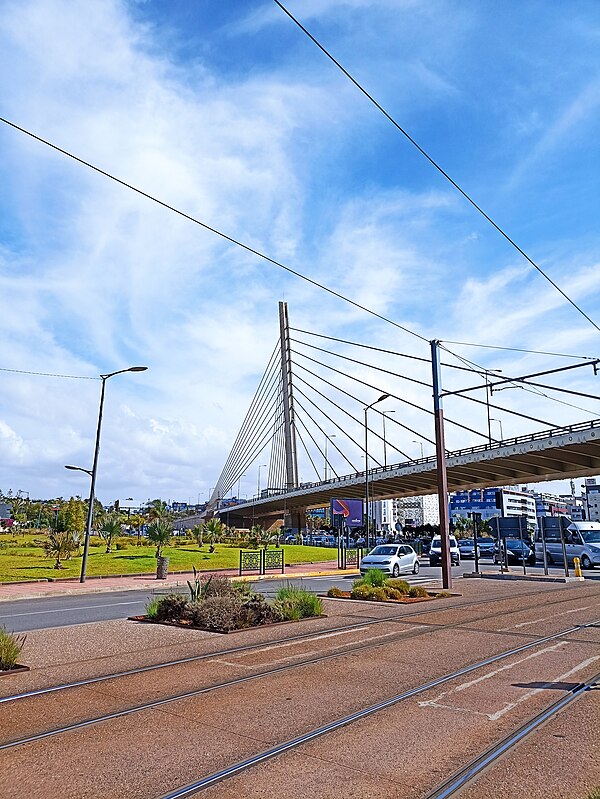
[360,544,420,577]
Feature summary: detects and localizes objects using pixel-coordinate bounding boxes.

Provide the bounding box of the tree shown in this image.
[147,519,172,559]
[44,531,81,569]
[146,499,170,521]
[98,513,122,553]
[128,514,145,546]
[63,497,86,535]
[203,518,225,553]
[191,524,204,549]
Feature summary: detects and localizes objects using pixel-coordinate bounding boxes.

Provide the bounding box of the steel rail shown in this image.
[424,671,600,799]
[1,583,590,706]
[156,620,600,799]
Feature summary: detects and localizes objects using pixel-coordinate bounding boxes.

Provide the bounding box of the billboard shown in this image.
[331,498,363,529]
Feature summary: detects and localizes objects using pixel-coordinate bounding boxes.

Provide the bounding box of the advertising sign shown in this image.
[331,498,363,529]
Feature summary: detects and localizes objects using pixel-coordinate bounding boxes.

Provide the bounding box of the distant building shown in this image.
[532,492,568,518]
[375,495,439,531]
[449,486,537,529]
[0,503,11,520]
[582,478,600,522]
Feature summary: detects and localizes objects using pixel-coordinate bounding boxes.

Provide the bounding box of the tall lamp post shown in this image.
[412,440,424,459]
[484,369,502,444]
[364,393,390,550]
[67,366,147,583]
[257,464,268,497]
[490,418,504,440]
[324,434,336,481]
[236,472,247,500]
[382,411,395,467]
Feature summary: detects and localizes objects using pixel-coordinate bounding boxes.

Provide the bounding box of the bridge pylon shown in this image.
[279,301,299,491]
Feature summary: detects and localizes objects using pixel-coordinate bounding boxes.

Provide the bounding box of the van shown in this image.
[535,521,600,570]
[429,535,460,566]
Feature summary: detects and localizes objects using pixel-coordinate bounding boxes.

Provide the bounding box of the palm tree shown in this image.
[147,519,172,558]
[98,513,122,553]
[146,499,170,521]
[44,531,81,569]
[203,518,224,553]
[191,524,204,549]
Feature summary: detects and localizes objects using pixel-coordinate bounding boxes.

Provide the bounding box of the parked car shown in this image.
[534,521,600,570]
[494,538,536,565]
[360,544,420,577]
[476,537,496,557]
[457,538,480,559]
[429,535,460,566]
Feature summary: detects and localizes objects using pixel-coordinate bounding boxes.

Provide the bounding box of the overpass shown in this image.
[218,418,600,528]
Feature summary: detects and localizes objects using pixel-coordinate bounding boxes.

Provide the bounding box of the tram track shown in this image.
[2,583,597,708]
[152,619,600,799]
[424,670,600,799]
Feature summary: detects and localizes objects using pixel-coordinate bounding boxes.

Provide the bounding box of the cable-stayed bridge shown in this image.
[200,302,600,585]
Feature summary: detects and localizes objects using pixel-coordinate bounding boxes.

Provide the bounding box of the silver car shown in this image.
[360,544,420,577]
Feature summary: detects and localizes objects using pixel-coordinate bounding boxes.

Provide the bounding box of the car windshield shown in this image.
[460,539,474,545]
[371,546,398,556]
[506,539,528,548]
[581,531,600,543]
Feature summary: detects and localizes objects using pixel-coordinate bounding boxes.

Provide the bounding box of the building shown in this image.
[449,486,537,530]
[375,495,440,531]
[532,492,568,518]
[582,478,600,522]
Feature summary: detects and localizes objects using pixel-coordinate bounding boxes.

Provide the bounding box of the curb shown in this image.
[463,571,586,583]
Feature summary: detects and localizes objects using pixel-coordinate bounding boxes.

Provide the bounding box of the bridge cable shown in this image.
[293,411,341,480]
[274,1,600,338]
[294,424,322,482]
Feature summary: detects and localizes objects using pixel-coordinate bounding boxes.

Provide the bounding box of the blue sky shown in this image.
[1,0,600,505]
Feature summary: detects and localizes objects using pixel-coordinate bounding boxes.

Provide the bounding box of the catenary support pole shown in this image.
[431,339,452,590]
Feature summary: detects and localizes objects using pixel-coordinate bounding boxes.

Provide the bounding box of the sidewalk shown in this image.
[0,560,358,602]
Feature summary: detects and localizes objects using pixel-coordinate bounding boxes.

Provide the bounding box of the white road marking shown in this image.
[418,641,569,716]
[0,600,144,618]
[498,605,595,631]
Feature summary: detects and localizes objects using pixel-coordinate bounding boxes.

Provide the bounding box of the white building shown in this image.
[374,495,439,531]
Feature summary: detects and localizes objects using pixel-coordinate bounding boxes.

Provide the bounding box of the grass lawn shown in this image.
[0,535,335,582]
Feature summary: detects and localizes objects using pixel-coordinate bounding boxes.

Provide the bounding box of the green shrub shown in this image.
[0,627,26,670]
[435,591,452,599]
[385,578,410,594]
[115,537,130,550]
[187,595,245,632]
[145,596,161,619]
[238,595,284,627]
[350,584,376,600]
[88,535,104,548]
[370,586,388,602]
[274,585,323,620]
[408,585,429,598]
[361,568,387,587]
[326,586,345,598]
[0,541,9,552]
[155,593,190,622]
[384,587,405,601]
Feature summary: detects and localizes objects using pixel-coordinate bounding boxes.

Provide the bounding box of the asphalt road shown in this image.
[1,557,596,631]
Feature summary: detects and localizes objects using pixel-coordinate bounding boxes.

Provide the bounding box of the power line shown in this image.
[274,0,600,337]
[441,340,598,360]
[0,116,429,345]
[0,367,99,380]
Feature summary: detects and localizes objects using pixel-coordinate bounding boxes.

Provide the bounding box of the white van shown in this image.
[535,521,600,570]
[429,535,460,566]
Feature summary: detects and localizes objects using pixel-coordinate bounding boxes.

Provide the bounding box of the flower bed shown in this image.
[0,627,27,675]
[325,570,455,604]
[130,574,325,634]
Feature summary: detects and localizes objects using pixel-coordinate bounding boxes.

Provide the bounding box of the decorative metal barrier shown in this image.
[239,548,285,577]
[338,547,364,570]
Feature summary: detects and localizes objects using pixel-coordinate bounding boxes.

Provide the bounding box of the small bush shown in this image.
[326,586,345,598]
[384,587,405,601]
[408,585,429,598]
[274,585,323,620]
[361,568,387,587]
[370,586,388,602]
[155,593,190,622]
[145,597,161,619]
[0,627,26,670]
[0,541,9,552]
[238,595,284,627]
[385,578,410,594]
[435,591,452,599]
[187,595,244,632]
[88,536,104,548]
[115,538,130,550]
[201,574,239,598]
[350,584,376,601]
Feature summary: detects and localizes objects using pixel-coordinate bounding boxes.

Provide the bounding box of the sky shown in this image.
[1,0,600,507]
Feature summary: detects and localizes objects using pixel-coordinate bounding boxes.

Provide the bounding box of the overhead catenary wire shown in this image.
[0,116,430,346]
[0,367,100,380]
[441,340,598,360]
[274,0,600,338]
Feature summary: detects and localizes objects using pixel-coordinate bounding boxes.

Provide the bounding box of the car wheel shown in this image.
[546,551,553,565]
[392,564,400,578]
[581,555,592,570]
[412,560,420,575]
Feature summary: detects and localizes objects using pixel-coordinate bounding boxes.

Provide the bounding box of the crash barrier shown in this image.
[239,548,285,577]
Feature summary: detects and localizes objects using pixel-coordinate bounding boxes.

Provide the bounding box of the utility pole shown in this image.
[431,340,452,590]
[278,302,299,491]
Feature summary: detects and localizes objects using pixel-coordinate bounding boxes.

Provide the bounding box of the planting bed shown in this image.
[128,614,327,634]
[322,590,455,604]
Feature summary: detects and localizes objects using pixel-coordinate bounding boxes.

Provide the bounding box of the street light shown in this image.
[484,369,502,444]
[382,411,395,467]
[324,434,336,481]
[71,365,148,583]
[236,472,247,500]
[364,393,390,550]
[257,464,268,497]
[411,440,424,459]
[490,418,504,440]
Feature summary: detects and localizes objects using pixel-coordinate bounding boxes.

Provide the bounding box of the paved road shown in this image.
[1,557,595,631]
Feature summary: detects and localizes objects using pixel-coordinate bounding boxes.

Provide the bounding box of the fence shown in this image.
[239,548,285,577]
[338,547,364,570]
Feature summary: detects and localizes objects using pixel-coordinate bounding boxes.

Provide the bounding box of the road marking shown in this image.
[0,600,145,618]
[498,604,595,631]
[418,641,569,716]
